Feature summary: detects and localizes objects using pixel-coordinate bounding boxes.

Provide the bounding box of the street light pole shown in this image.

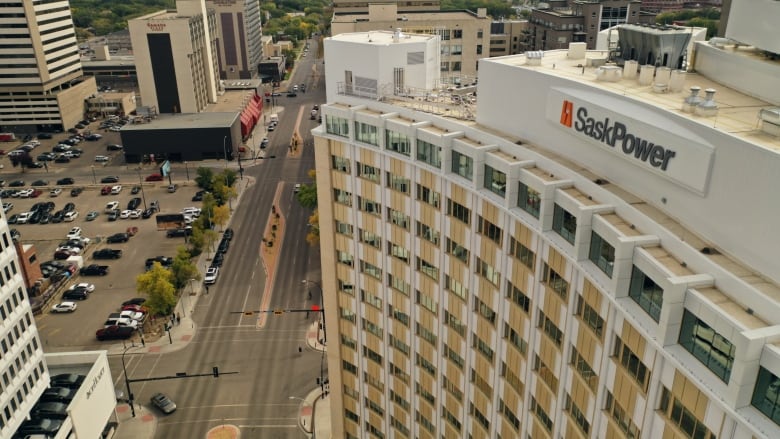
[302,279,326,345]
[222,135,229,167]
[121,344,139,417]
[136,168,147,211]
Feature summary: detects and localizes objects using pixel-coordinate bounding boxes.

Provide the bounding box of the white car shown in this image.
[120,210,132,219]
[63,211,79,222]
[120,310,145,322]
[2,202,12,213]
[110,185,122,194]
[15,212,32,224]
[95,155,109,162]
[204,267,219,285]
[109,126,122,132]
[56,245,82,255]
[49,188,62,197]
[51,302,78,313]
[104,317,137,328]
[294,183,302,193]
[105,201,119,212]
[69,283,95,293]
[17,189,34,198]
[66,227,82,239]
[129,209,143,219]
[181,207,201,217]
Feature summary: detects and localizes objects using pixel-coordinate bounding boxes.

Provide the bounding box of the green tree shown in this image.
[306,210,320,246]
[196,167,214,191]
[296,169,318,209]
[170,246,200,290]
[188,224,205,255]
[136,263,176,316]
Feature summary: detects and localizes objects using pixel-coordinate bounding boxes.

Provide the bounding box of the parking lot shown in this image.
[0,121,217,350]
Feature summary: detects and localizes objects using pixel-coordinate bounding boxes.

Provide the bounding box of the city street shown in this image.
[107,39,327,438]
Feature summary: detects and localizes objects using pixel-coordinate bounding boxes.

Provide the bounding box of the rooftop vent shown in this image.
[525,51,543,66]
[393,28,404,43]
[694,88,718,117]
[595,66,622,82]
[682,86,703,113]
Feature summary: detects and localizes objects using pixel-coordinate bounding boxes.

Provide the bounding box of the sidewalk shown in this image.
[290,320,331,438]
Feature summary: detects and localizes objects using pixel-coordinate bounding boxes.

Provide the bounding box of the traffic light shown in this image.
[212,366,219,378]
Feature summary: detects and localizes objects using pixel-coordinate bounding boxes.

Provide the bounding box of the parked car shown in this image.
[15,418,63,437]
[107,209,120,221]
[54,156,71,163]
[50,373,86,388]
[131,185,141,194]
[40,387,77,403]
[66,227,82,239]
[85,211,99,221]
[8,180,24,187]
[63,211,78,222]
[107,143,123,151]
[95,155,109,162]
[51,302,78,313]
[145,256,174,269]
[145,173,163,182]
[151,393,177,414]
[2,202,12,213]
[70,187,83,197]
[96,325,135,341]
[127,197,142,210]
[166,228,192,238]
[111,185,122,194]
[204,267,219,285]
[105,201,120,212]
[93,248,122,259]
[103,317,138,328]
[167,184,178,193]
[122,297,146,307]
[106,233,130,243]
[63,290,88,300]
[68,282,95,293]
[80,264,109,276]
[31,179,49,186]
[141,208,156,219]
[101,176,119,183]
[101,186,112,195]
[49,188,62,197]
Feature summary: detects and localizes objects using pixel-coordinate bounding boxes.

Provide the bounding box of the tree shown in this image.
[170,246,200,290]
[188,224,205,255]
[136,263,176,316]
[195,167,214,191]
[306,210,320,246]
[212,204,230,230]
[296,169,317,209]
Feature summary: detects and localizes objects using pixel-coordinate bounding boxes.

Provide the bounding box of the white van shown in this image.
[269,114,278,124]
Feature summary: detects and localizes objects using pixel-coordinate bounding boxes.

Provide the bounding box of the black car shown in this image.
[38,153,55,161]
[70,187,83,197]
[54,156,71,163]
[50,373,86,389]
[218,238,230,253]
[106,233,129,243]
[122,297,146,307]
[31,179,49,186]
[57,177,75,185]
[131,185,141,194]
[9,229,20,241]
[37,132,53,139]
[166,228,192,238]
[39,212,51,224]
[63,202,75,212]
[32,401,69,419]
[80,264,109,276]
[223,228,234,241]
[100,176,119,183]
[107,144,123,151]
[211,252,224,267]
[96,325,135,341]
[28,161,45,168]
[287,91,297,97]
[51,211,65,223]
[93,248,123,259]
[40,387,77,403]
[15,418,63,437]
[145,256,173,268]
[127,197,142,210]
[141,208,156,219]
[9,180,24,187]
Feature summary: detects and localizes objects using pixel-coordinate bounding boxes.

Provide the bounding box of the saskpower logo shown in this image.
[560,100,677,171]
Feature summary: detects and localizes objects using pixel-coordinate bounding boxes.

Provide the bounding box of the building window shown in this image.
[389,334,411,356]
[416,184,440,208]
[343,359,358,375]
[604,391,640,438]
[446,198,470,225]
[416,290,438,316]
[331,154,351,172]
[388,273,410,296]
[571,346,598,391]
[333,188,352,206]
[628,266,663,322]
[575,295,604,338]
[533,354,558,391]
[506,281,531,313]
[752,367,780,426]
[361,289,382,309]
[325,115,349,137]
[416,409,435,433]
[357,162,380,182]
[341,334,357,350]
[501,361,524,395]
[335,220,353,236]
[387,207,410,229]
[358,196,381,215]
[659,387,716,439]
[386,172,410,193]
[475,257,500,287]
[338,279,354,296]
[444,310,466,336]
[453,29,463,39]
[503,322,528,355]
[385,130,411,156]
[355,121,378,145]
[530,396,553,432]
[359,229,381,249]
[336,250,353,266]
[552,204,577,244]
[472,333,494,361]
[484,165,507,198]
[498,399,520,431]
[340,307,356,323]
[451,61,461,71]
[391,416,410,436]
[538,310,563,347]
[443,342,465,369]
[416,221,439,245]
[444,275,468,301]
[388,304,410,327]
[476,44,483,55]
[345,408,360,423]
[363,346,384,366]
[541,262,568,301]
[363,318,383,338]
[443,405,461,431]
[360,260,382,280]
[469,402,490,431]
[390,363,410,384]
[416,354,436,377]
[509,236,535,270]
[445,237,469,263]
[477,215,502,245]
[474,296,496,325]
[451,150,473,180]
[589,232,615,277]
[443,375,463,401]
[416,139,441,168]
[678,310,735,383]
[517,182,541,218]
[416,257,439,281]
[613,336,650,392]
[564,394,590,436]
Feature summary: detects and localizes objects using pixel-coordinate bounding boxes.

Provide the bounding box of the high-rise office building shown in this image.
[313,19,780,439]
[206,0,263,80]
[0,0,97,132]
[128,0,221,114]
[0,221,48,436]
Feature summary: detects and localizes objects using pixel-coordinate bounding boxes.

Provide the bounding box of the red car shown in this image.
[122,304,148,313]
[30,189,43,198]
[101,186,112,195]
[145,173,163,182]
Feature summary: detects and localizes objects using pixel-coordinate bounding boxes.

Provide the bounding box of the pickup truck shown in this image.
[80,264,109,276]
[93,249,122,260]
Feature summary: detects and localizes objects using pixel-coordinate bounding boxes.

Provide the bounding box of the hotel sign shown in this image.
[147,22,166,32]
[547,88,714,194]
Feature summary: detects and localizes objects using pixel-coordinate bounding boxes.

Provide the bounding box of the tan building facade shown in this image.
[332,5,491,83]
[205,0,263,79]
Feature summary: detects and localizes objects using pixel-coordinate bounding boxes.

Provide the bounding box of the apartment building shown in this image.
[205,0,263,79]
[0,0,97,132]
[333,0,441,14]
[332,4,491,84]
[313,23,780,439]
[489,19,530,57]
[128,0,221,114]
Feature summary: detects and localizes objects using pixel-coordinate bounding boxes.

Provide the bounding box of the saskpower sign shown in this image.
[547,88,714,194]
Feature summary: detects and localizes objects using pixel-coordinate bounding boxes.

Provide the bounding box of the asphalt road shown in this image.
[107,40,327,438]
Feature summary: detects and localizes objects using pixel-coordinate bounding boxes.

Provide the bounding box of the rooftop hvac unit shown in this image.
[759,107,780,136]
[525,51,543,66]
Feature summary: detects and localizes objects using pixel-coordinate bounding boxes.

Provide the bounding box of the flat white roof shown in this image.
[328,30,437,45]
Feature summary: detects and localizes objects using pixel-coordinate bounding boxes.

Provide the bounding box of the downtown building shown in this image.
[205,0,263,80]
[0,0,97,132]
[312,19,780,439]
